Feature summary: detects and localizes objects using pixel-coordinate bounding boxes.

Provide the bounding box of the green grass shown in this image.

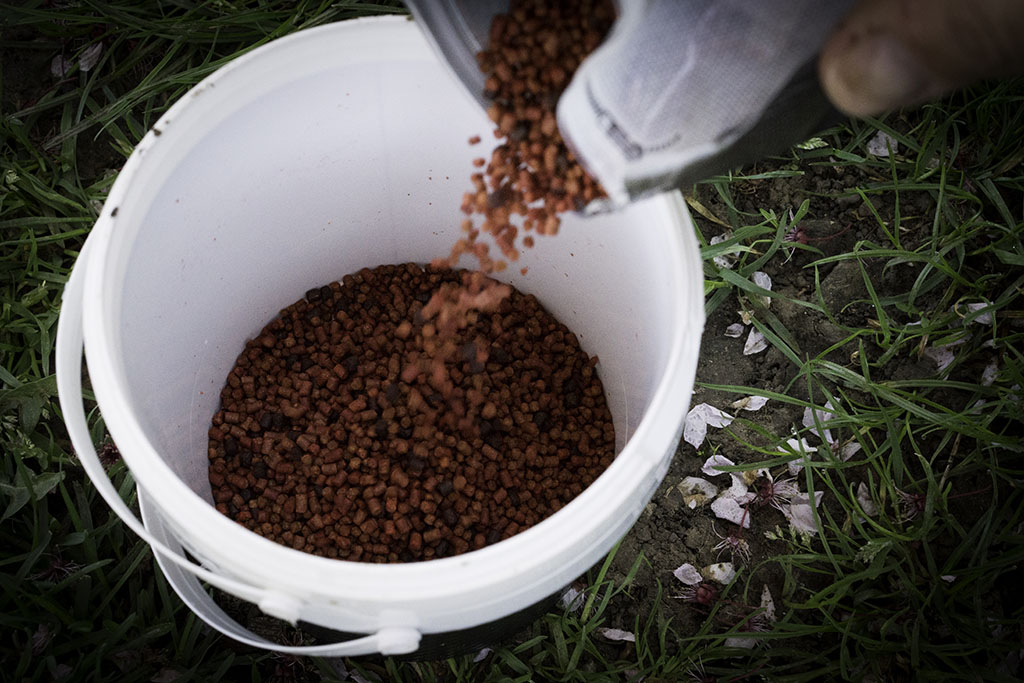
[2,2,1023,681]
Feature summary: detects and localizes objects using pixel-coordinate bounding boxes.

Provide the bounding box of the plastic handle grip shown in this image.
[54,236,420,658]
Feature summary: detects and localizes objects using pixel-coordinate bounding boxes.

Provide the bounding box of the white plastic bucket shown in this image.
[56,16,704,658]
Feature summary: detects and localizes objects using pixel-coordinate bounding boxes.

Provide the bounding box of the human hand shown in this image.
[819,0,1024,117]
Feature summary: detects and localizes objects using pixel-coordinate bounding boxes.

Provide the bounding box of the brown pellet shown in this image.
[208,263,614,563]
[438,0,615,275]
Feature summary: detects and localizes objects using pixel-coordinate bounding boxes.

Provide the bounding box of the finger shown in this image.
[819,0,1024,117]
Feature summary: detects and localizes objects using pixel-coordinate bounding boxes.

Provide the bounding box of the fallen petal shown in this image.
[782,502,818,535]
[684,405,733,449]
[724,322,746,338]
[839,441,862,461]
[711,496,750,528]
[731,395,769,412]
[923,345,955,371]
[867,130,898,157]
[473,648,492,662]
[50,55,72,78]
[723,473,754,501]
[856,482,877,517]
[783,491,824,535]
[940,575,956,583]
[704,406,735,429]
[560,586,585,612]
[779,437,817,475]
[802,403,835,444]
[982,361,999,387]
[963,302,993,325]
[672,563,703,586]
[79,43,103,72]
[724,636,758,649]
[678,477,718,509]
[597,628,635,642]
[798,490,825,507]
[760,585,777,623]
[710,233,737,270]
[702,562,736,584]
[683,414,708,449]
[743,329,768,355]
[751,271,773,306]
[702,454,735,477]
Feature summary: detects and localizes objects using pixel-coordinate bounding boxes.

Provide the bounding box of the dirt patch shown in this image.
[597,153,957,645]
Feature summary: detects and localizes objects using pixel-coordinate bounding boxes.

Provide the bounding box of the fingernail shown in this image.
[822,31,938,117]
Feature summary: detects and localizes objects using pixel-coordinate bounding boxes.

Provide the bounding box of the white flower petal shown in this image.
[941,575,956,583]
[783,491,824,535]
[473,648,493,662]
[684,405,733,449]
[743,329,768,355]
[867,130,898,157]
[79,43,103,72]
[795,490,825,508]
[751,271,773,306]
[711,496,750,528]
[739,309,754,325]
[923,345,956,371]
[702,562,736,584]
[731,395,769,412]
[724,473,754,501]
[964,302,993,325]
[678,477,719,509]
[705,407,735,429]
[724,322,746,338]
[713,256,735,270]
[782,502,818,535]
[560,586,585,612]
[50,55,72,78]
[856,482,877,517]
[760,585,777,623]
[802,403,836,444]
[702,454,735,477]
[710,233,737,270]
[724,636,758,649]
[982,361,999,387]
[597,628,635,642]
[683,415,708,449]
[779,437,817,475]
[672,563,703,586]
[840,441,862,461]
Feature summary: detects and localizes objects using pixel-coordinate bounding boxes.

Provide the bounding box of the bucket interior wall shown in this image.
[117,55,681,501]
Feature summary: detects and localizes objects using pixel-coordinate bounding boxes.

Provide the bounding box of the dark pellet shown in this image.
[208,263,615,563]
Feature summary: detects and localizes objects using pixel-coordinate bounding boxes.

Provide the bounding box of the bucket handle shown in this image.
[55,238,421,658]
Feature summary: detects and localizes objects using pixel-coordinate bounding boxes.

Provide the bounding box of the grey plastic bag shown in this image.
[407,0,854,209]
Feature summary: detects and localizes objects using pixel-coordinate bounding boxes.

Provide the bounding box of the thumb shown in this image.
[819,0,1024,117]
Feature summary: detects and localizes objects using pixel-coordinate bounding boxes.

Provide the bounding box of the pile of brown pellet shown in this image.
[208,264,615,562]
[440,0,615,275]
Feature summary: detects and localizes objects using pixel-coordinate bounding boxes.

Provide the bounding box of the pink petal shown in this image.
[672,563,703,586]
